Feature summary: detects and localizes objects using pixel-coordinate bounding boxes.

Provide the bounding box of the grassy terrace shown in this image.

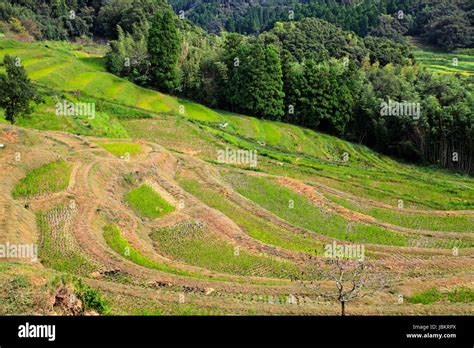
[150,221,304,279]
[103,224,183,274]
[410,38,474,83]
[225,173,411,246]
[224,173,471,249]
[408,287,474,304]
[103,224,295,284]
[13,160,72,199]
[36,205,96,275]
[325,192,474,233]
[413,48,474,77]
[1,38,473,213]
[98,142,142,158]
[178,178,325,255]
[125,184,175,219]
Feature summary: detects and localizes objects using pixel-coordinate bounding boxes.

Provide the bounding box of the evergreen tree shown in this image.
[148,8,181,93]
[286,59,353,135]
[225,41,284,119]
[0,55,41,124]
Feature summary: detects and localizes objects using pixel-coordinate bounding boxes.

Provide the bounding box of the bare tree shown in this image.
[304,256,388,316]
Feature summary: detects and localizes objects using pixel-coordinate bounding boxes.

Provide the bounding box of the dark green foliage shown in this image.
[284,59,354,135]
[105,24,151,86]
[223,38,284,119]
[96,0,167,39]
[346,62,474,174]
[0,0,92,40]
[262,18,368,64]
[364,36,413,66]
[368,14,409,43]
[3,0,472,52]
[0,0,167,40]
[148,8,181,92]
[416,72,474,172]
[170,0,473,52]
[87,2,474,175]
[169,0,414,37]
[411,0,474,51]
[0,55,41,123]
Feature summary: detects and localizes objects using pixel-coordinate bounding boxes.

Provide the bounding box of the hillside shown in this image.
[410,38,474,79]
[1,38,474,316]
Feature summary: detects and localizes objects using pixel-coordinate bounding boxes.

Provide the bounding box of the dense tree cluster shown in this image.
[169,0,405,36]
[0,0,168,40]
[222,36,285,119]
[2,0,472,50]
[104,11,472,173]
[410,0,474,51]
[350,64,474,173]
[169,0,473,51]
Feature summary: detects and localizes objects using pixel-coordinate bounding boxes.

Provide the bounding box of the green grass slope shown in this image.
[1,38,473,212]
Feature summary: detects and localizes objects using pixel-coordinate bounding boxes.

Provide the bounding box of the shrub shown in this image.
[75,279,109,314]
[447,287,474,303]
[8,17,25,33]
[408,288,443,304]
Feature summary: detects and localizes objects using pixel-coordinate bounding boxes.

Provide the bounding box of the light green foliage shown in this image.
[124,184,175,219]
[447,287,474,303]
[325,193,474,233]
[103,224,178,274]
[408,288,443,304]
[106,24,151,86]
[408,287,474,304]
[225,173,415,247]
[50,275,110,314]
[179,178,324,255]
[13,160,72,198]
[98,142,142,158]
[150,220,304,278]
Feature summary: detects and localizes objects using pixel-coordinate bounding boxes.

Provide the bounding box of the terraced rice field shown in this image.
[411,39,474,79]
[1,38,473,316]
[12,160,72,199]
